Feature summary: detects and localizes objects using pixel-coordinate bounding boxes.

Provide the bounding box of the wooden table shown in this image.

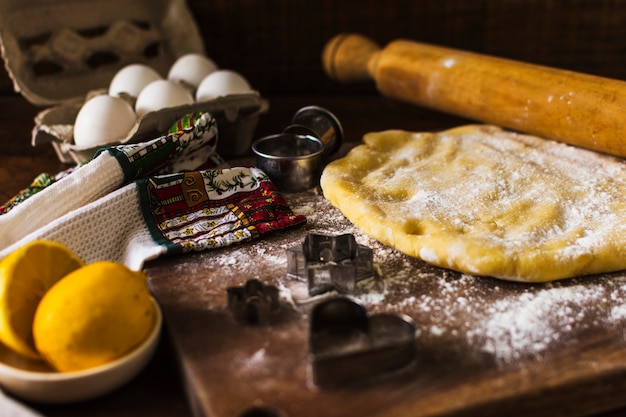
[3,93,626,417]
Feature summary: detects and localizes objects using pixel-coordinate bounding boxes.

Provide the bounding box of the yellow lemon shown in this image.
[0,240,84,359]
[33,261,156,372]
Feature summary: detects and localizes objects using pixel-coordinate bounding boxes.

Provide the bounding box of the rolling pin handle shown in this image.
[322,33,380,83]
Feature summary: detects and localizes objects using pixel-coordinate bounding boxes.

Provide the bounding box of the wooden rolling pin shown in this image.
[322,33,626,158]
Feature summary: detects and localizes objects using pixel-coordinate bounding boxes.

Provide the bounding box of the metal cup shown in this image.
[283,106,343,156]
[252,133,325,192]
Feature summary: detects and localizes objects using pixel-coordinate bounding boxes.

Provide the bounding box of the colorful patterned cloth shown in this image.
[100,112,225,182]
[140,168,305,254]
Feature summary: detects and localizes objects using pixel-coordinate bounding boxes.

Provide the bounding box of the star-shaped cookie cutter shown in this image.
[308,297,417,388]
[226,279,280,325]
[287,233,374,296]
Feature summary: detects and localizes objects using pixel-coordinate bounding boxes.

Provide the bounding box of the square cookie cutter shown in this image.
[287,233,374,296]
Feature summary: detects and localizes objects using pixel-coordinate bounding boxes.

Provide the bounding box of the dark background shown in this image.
[2,0,626,98]
[187,0,626,95]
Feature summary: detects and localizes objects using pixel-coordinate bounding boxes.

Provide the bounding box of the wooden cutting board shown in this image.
[145,183,626,417]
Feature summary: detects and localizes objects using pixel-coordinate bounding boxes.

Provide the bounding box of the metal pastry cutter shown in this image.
[283,105,343,157]
[252,106,343,192]
[308,297,416,388]
[227,279,280,325]
[287,233,374,296]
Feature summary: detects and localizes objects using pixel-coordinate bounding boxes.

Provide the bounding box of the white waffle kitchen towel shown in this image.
[0,112,306,269]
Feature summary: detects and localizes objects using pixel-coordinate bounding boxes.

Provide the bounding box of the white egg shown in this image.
[195,69,252,102]
[108,64,162,98]
[134,79,195,117]
[167,53,218,89]
[73,95,137,148]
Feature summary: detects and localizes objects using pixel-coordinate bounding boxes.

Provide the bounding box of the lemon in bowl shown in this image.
[0,242,162,403]
[33,261,157,372]
[0,298,161,403]
[0,240,84,359]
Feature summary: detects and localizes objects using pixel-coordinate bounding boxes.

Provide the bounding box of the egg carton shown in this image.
[0,0,268,163]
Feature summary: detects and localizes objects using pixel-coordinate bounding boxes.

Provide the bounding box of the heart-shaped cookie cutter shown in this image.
[287,233,374,296]
[308,297,417,388]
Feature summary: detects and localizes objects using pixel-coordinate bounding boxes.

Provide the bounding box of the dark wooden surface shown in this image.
[4,0,626,415]
[1,93,626,417]
[143,187,626,417]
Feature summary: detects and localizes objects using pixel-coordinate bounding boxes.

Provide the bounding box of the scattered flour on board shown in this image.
[163,189,626,367]
[287,192,626,365]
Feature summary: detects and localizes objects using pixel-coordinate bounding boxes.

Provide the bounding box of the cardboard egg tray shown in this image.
[0,0,268,163]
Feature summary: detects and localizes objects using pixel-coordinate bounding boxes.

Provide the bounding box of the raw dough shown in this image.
[320,125,626,282]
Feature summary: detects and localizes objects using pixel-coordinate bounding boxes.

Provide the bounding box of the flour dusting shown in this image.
[158,184,626,368]
[285,191,626,366]
[320,125,626,281]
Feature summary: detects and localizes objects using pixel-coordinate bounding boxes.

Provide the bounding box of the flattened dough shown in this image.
[320,125,626,282]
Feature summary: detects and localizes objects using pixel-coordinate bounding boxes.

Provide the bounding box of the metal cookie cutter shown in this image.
[252,106,343,192]
[287,233,374,296]
[284,106,343,157]
[309,297,417,388]
[227,279,280,325]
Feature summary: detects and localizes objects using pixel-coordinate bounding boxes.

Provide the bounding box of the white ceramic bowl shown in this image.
[0,298,162,403]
